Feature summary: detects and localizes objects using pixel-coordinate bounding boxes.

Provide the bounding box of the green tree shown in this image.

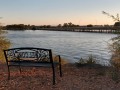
[114,22,120,27]
[57,24,62,27]
[87,24,93,27]
[68,22,73,27]
[63,23,68,27]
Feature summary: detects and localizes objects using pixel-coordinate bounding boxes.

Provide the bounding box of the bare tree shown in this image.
[102,11,120,22]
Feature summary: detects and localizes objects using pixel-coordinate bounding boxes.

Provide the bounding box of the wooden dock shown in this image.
[38,27,120,33]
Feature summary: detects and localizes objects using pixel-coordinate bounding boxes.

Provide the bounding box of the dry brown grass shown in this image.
[0,62,120,90]
[0,30,11,62]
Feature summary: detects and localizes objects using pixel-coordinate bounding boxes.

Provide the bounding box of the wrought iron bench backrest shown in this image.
[4,47,53,63]
[4,47,62,85]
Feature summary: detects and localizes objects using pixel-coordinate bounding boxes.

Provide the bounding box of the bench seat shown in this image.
[8,61,59,67]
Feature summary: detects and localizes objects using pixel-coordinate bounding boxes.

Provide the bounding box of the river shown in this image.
[6,30,117,65]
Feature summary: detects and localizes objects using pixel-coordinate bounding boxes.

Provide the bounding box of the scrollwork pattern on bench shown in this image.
[4,47,62,85]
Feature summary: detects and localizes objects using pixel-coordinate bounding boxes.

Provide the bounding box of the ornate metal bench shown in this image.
[3,47,62,85]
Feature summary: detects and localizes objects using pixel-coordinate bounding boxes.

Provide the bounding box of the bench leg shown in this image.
[7,66,10,80]
[58,55,62,77]
[51,62,56,85]
[18,65,22,74]
[52,67,55,85]
[59,65,62,77]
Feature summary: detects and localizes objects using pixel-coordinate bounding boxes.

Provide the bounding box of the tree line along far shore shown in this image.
[2,22,120,30]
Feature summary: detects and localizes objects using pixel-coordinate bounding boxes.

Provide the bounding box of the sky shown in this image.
[0,0,120,26]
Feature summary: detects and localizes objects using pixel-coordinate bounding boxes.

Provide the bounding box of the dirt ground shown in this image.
[0,62,120,90]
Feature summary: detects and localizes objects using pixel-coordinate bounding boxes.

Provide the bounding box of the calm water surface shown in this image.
[6,30,117,65]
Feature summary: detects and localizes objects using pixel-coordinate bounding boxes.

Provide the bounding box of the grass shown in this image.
[111,69,120,83]
[0,30,11,62]
[75,54,120,82]
[75,55,96,67]
[75,55,108,76]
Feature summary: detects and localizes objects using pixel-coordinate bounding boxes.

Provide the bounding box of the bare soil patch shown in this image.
[0,62,120,90]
